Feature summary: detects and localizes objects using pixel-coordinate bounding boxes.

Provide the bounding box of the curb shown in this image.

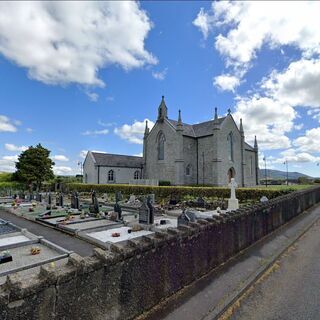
[205,210,320,320]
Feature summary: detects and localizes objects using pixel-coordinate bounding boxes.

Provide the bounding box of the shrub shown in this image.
[159,180,171,186]
[66,183,292,202]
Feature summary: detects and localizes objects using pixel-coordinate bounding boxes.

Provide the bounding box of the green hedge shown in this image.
[66,183,293,202]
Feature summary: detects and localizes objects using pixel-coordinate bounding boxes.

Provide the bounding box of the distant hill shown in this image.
[259,169,312,180]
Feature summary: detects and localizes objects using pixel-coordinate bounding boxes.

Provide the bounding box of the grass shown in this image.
[253,184,314,191]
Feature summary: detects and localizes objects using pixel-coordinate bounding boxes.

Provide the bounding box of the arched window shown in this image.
[158,132,165,160]
[108,170,114,182]
[134,170,140,179]
[228,167,235,183]
[227,132,234,161]
[186,164,192,176]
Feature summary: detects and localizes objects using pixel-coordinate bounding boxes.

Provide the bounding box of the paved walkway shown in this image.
[140,204,320,320]
[229,214,320,320]
[0,209,95,257]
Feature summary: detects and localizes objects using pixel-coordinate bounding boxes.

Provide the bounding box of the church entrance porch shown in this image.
[227,167,235,183]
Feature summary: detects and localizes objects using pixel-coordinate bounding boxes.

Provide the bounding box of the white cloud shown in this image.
[85,91,99,102]
[53,166,73,175]
[293,127,320,153]
[0,115,17,132]
[79,150,88,159]
[133,152,143,157]
[26,128,33,133]
[262,59,320,109]
[0,2,157,86]
[294,124,304,131]
[233,96,296,150]
[82,129,109,136]
[2,155,18,162]
[152,68,168,81]
[213,74,240,92]
[52,155,69,162]
[194,2,320,69]
[0,155,18,172]
[114,119,154,144]
[4,143,27,152]
[275,148,320,164]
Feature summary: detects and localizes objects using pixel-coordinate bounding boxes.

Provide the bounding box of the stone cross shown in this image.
[228,178,238,200]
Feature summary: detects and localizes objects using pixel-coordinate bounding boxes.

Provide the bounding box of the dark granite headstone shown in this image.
[114,193,122,220]
[196,197,206,208]
[36,193,42,202]
[56,193,64,207]
[89,190,99,214]
[71,192,80,210]
[147,195,154,224]
[177,210,197,226]
[29,193,34,202]
[139,199,150,224]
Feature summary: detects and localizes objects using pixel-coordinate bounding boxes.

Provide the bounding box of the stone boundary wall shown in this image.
[1,187,320,320]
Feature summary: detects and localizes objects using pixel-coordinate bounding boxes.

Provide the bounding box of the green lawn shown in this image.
[253,184,314,191]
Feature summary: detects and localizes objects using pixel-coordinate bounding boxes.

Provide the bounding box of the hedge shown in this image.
[65,183,293,202]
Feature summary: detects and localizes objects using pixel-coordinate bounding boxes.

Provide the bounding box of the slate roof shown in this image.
[168,117,226,138]
[244,142,255,151]
[91,152,143,168]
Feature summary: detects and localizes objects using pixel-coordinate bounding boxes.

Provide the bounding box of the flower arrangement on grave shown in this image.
[112,232,120,237]
[30,247,41,255]
[32,202,37,207]
[29,207,34,212]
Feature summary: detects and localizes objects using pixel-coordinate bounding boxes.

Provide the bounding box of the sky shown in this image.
[0,1,319,177]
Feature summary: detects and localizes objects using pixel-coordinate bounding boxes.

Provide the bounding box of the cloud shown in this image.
[4,143,27,152]
[82,129,109,136]
[262,59,320,109]
[79,150,88,159]
[85,91,99,102]
[53,166,73,175]
[0,115,17,132]
[0,2,157,86]
[274,148,320,164]
[52,155,69,162]
[26,128,33,133]
[152,68,168,81]
[233,96,296,150]
[213,74,240,92]
[194,2,320,69]
[106,96,115,102]
[2,155,18,162]
[97,120,116,127]
[0,155,18,172]
[293,128,320,153]
[114,119,154,144]
[133,152,143,157]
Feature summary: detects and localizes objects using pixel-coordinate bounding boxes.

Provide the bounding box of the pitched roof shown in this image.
[244,142,255,151]
[91,152,143,168]
[168,117,226,138]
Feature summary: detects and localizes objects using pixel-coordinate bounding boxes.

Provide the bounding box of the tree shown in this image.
[14,144,55,191]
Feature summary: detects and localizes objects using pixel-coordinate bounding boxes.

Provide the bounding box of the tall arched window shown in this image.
[158,132,165,160]
[134,170,140,179]
[186,164,192,176]
[227,132,234,161]
[108,170,114,182]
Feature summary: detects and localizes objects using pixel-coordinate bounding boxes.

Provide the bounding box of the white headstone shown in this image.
[228,178,239,210]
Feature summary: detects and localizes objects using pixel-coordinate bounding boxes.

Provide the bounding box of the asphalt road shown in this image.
[228,218,320,320]
[0,209,95,257]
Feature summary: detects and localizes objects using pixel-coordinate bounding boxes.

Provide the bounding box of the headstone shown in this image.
[114,195,122,220]
[29,193,34,202]
[89,190,99,214]
[127,195,136,204]
[147,194,155,205]
[139,198,150,224]
[115,191,123,202]
[169,194,179,205]
[196,196,206,208]
[147,195,154,224]
[36,193,42,202]
[56,193,64,207]
[260,196,269,203]
[227,178,239,210]
[46,193,52,210]
[71,192,80,210]
[177,210,197,226]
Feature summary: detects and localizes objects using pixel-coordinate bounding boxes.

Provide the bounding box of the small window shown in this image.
[158,132,165,160]
[134,170,140,179]
[186,164,192,176]
[108,170,114,182]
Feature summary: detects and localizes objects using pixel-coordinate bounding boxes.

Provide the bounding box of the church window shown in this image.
[158,132,165,160]
[250,156,253,175]
[186,164,192,176]
[227,132,234,161]
[108,170,114,182]
[134,170,140,179]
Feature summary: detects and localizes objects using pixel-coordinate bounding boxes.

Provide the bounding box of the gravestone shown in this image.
[56,193,64,207]
[29,193,34,202]
[196,196,206,208]
[114,193,122,220]
[177,210,197,226]
[139,196,154,224]
[89,190,99,214]
[260,196,269,203]
[227,178,239,210]
[147,194,155,205]
[36,193,42,202]
[46,193,52,210]
[169,194,180,205]
[71,192,80,210]
[127,195,136,204]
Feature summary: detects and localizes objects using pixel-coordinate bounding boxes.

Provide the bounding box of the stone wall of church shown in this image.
[244,149,257,187]
[98,166,142,184]
[83,153,98,184]
[144,120,179,185]
[197,136,214,185]
[183,136,197,185]
[216,117,244,186]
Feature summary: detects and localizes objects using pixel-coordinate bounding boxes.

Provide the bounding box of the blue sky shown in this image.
[0,1,319,177]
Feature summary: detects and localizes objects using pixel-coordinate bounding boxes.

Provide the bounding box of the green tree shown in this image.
[14,144,55,191]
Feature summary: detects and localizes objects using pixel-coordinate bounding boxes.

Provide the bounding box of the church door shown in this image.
[228,168,235,183]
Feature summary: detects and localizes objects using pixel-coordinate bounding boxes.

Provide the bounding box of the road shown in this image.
[0,209,95,256]
[227,218,320,320]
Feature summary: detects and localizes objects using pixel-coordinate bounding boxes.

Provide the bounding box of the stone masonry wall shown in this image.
[1,187,320,320]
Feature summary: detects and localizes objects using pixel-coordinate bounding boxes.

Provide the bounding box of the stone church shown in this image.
[83,96,259,186]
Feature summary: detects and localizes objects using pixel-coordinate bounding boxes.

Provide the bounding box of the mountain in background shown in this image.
[259,169,312,180]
